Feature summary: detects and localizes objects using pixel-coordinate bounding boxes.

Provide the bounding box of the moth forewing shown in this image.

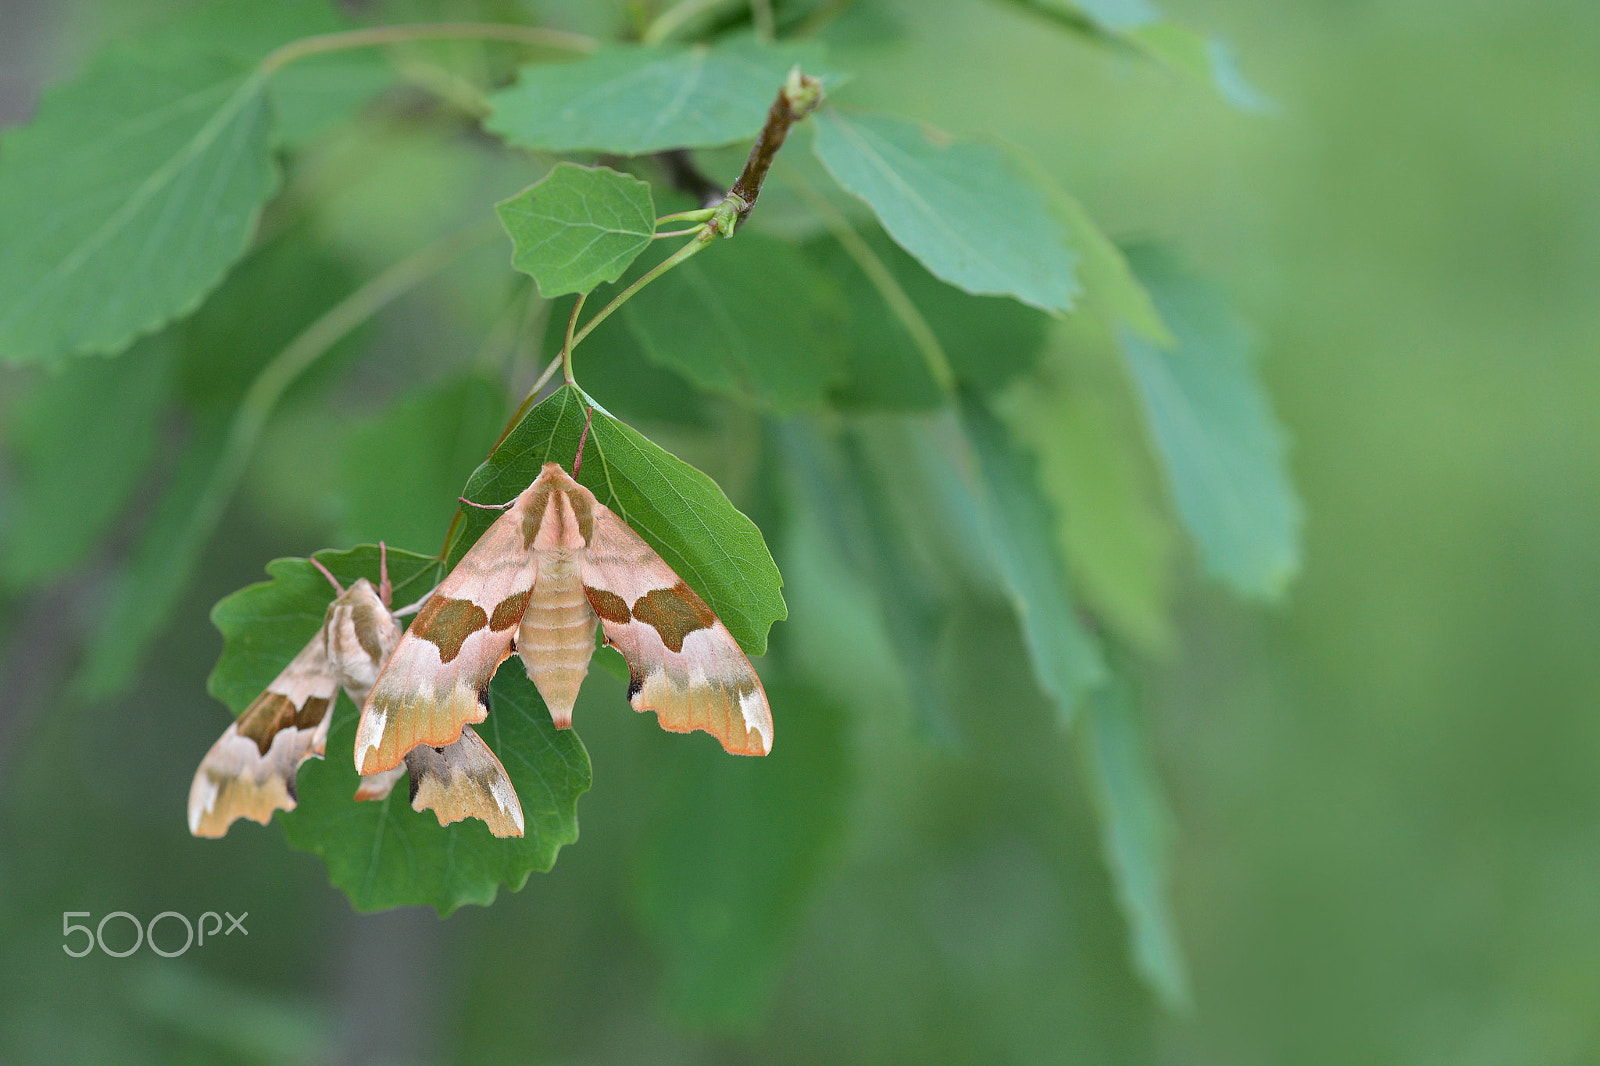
[188,592,344,837]
[560,466,774,756]
[353,499,542,775]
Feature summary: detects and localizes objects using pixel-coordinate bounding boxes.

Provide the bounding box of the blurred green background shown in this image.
[2,0,1597,1063]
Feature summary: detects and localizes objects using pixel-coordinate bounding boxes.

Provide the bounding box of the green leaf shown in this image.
[542,295,713,428]
[1080,669,1192,1012]
[999,0,1273,112]
[1127,24,1276,114]
[338,374,508,553]
[614,234,850,413]
[126,0,392,148]
[635,679,849,1029]
[1117,245,1300,600]
[802,228,1049,411]
[0,47,276,363]
[497,164,657,298]
[998,337,1177,651]
[811,110,1079,314]
[72,423,228,700]
[960,391,1106,726]
[455,385,785,655]
[0,336,173,588]
[1034,180,1170,344]
[207,547,590,914]
[485,38,828,155]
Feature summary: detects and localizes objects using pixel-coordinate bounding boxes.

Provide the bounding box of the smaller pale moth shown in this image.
[354,460,773,781]
[188,547,524,838]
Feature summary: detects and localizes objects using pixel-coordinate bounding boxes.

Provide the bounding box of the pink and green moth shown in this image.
[353,461,773,787]
[188,547,525,838]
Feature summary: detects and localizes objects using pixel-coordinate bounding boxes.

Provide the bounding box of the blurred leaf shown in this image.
[1079,669,1191,1012]
[615,234,849,412]
[811,110,1079,313]
[0,336,173,588]
[960,392,1107,726]
[456,385,785,655]
[998,336,1176,651]
[485,38,828,155]
[1036,182,1169,344]
[338,374,507,554]
[1118,245,1300,599]
[543,294,713,428]
[787,424,962,743]
[71,421,229,700]
[803,227,1050,410]
[636,679,849,1030]
[497,164,657,297]
[998,0,1272,111]
[174,226,363,413]
[206,547,590,914]
[126,0,392,147]
[0,47,275,363]
[1127,24,1276,114]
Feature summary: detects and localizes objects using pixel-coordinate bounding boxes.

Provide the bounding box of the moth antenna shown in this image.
[378,541,392,607]
[572,404,595,479]
[308,555,345,596]
[459,495,516,512]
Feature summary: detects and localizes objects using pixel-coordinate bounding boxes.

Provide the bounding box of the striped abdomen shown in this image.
[516,550,595,727]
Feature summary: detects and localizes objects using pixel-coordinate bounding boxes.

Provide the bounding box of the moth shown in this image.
[188,549,525,838]
[354,461,772,781]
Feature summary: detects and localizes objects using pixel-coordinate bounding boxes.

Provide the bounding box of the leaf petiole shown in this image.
[655,207,718,226]
[258,22,596,76]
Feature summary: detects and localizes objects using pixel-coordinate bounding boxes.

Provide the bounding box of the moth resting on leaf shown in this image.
[354,461,773,782]
[188,551,525,838]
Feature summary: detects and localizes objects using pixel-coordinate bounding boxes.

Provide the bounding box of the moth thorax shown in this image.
[326,601,399,702]
[517,553,596,728]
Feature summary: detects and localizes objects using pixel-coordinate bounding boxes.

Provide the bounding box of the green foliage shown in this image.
[1118,245,1301,599]
[1079,670,1191,1012]
[812,110,1080,313]
[0,49,275,364]
[615,233,849,412]
[635,679,850,1029]
[0,337,173,587]
[497,164,658,297]
[960,392,1107,725]
[486,38,829,155]
[338,374,507,553]
[0,0,1311,1049]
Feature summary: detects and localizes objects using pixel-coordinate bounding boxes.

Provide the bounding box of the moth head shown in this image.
[519,462,596,550]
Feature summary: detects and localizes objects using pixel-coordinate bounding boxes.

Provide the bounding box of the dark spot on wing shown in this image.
[490,590,530,631]
[413,596,488,664]
[584,586,631,625]
[236,692,297,756]
[627,667,644,701]
[630,582,717,654]
[294,696,330,731]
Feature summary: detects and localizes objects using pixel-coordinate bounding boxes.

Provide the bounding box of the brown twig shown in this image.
[725,68,825,228]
